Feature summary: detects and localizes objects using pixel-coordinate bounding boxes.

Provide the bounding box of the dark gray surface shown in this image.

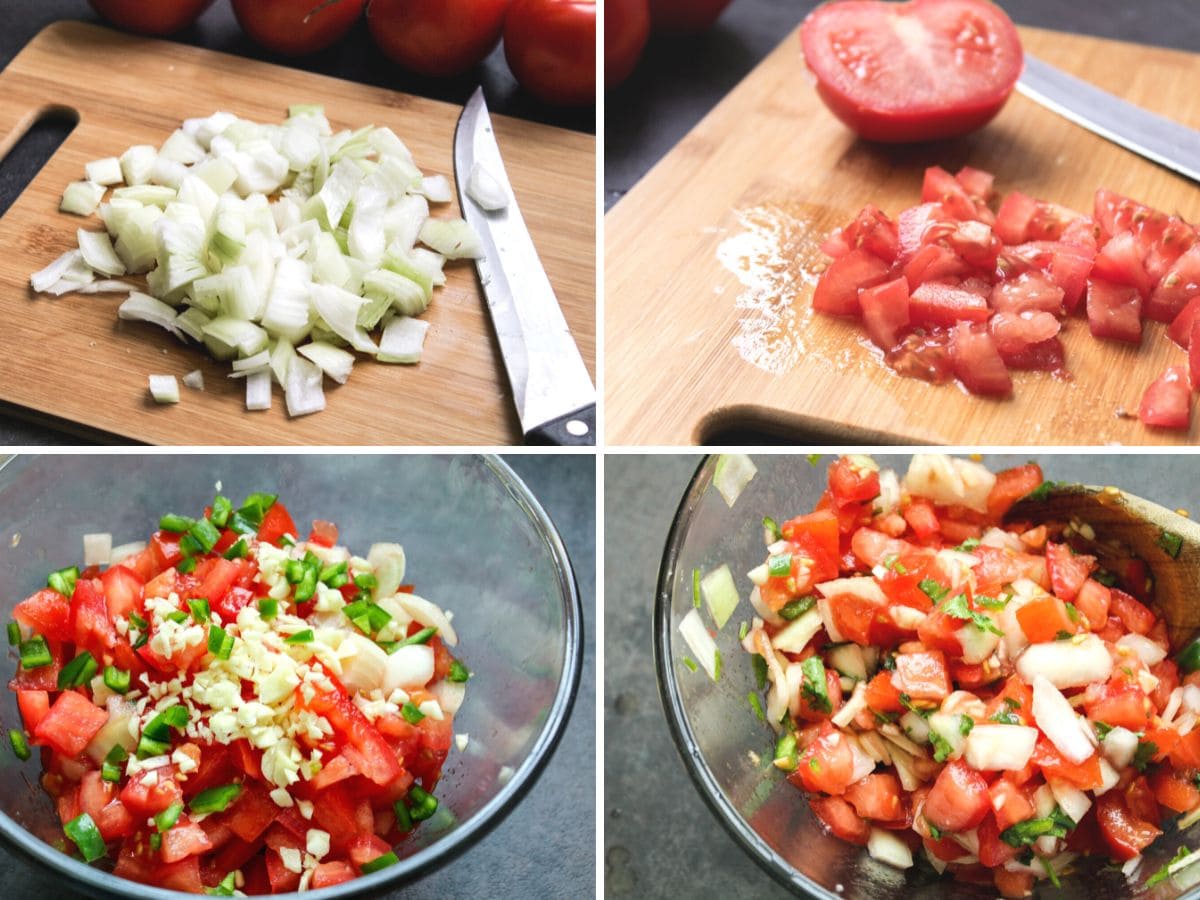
[0,452,597,898]
[603,452,1200,898]
[605,0,1200,445]
[0,0,594,446]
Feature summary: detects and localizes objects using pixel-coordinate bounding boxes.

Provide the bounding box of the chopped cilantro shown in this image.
[959,715,974,736]
[930,730,955,763]
[1041,856,1062,889]
[1000,807,1075,847]
[748,692,765,722]
[989,711,1020,725]
[1004,697,1021,710]
[800,657,832,713]
[1159,530,1184,559]
[881,653,896,671]
[1065,602,1080,623]
[762,516,782,541]
[1147,846,1192,887]
[926,820,943,840]
[1055,630,1073,641]
[942,593,1004,636]
[752,654,768,689]
[898,694,929,717]
[919,579,949,603]
[1023,481,1061,502]
[975,594,1006,610]
[953,537,981,552]
[1132,740,1158,772]
[738,621,749,641]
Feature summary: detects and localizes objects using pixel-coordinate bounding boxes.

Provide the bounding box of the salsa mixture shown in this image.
[6,491,468,894]
[728,455,1199,895]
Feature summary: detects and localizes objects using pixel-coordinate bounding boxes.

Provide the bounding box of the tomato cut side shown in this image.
[1139,365,1192,430]
[799,0,1023,142]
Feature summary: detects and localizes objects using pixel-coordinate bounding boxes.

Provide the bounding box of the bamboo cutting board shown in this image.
[0,22,594,446]
[606,26,1200,446]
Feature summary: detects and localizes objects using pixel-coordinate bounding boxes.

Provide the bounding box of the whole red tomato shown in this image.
[504,0,596,106]
[366,0,511,77]
[88,0,215,35]
[231,0,365,56]
[648,0,732,32]
[605,0,649,88]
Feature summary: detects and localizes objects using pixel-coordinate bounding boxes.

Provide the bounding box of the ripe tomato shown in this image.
[605,0,650,89]
[504,0,597,106]
[366,0,511,77]
[799,0,1023,142]
[231,0,365,56]
[88,0,214,35]
[923,759,990,832]
[648,0,732,32]
[1139,365,1192,430]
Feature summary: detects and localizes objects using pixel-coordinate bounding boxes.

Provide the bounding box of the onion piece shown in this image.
[1031,674,1093,764]
[376,316,429,364]
[77,229,125,276]
[713,454,757,507]
[31,250,88,293]
[182,370,205,391]
[466,163,508,211]
[1016,634,1112,688]
[245,370,271,411]
[60,181,106,216]
[285,356,325,418]
[119,292,182,337]
[85,157,123,186]
[148,375,180,404]
[297,341,355,385]
[83,533,112,567]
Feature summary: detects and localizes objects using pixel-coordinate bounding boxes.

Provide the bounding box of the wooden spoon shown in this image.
[1006,483,1200,652]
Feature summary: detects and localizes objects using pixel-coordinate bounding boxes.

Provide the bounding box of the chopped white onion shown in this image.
[466,163,508,211]
[60,181,106,216]
[82,532,112,567]
[376,316,429,364]
[1016,634,1112,688]
[85,157,123,186]
[297,341,355,385]
[679,608,719,681]
[119,292,182,337]
[245,370,271,411]
[148,374,180,404]
[285,356,325,417]
[1032,674,1094,764]
[182,370,205,391]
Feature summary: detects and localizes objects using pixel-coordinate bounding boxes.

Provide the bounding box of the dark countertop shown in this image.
[605,0,1199,445]
[603,452,1200,898]
[0,0,593,446]
[0,452,597,898]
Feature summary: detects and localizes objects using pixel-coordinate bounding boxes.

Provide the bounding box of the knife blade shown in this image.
[453,88,596,446]
[1017,54,1200,185]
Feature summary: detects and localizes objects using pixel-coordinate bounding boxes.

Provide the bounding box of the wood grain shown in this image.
[605,26,1200,446]
[0,22,594,446]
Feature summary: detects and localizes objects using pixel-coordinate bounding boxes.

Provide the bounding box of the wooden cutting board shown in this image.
[606,25,1200,446]
[0,22,594,445]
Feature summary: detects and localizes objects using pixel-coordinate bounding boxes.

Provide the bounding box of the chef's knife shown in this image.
[453,88,596,446]
[1018,54,1200,185]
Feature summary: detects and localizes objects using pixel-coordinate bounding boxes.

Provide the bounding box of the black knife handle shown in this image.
[526,403,596,446]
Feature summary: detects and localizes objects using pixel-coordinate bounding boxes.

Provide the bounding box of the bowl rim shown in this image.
[0,453,585,900]
[653,453,833,900]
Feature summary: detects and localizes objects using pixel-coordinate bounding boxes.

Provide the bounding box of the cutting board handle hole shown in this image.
[0,106,79,218]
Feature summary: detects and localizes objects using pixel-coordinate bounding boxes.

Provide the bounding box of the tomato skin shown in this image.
[1014,594,1076,643]
[504,0,597,107]
[367,0,511,77]
[799,0,1023,143]
[35,690,109,757]
[792,721,856,795]
[892,650,950,702]
[985,464,1043,519]
[1083,679,1150,733]
[648,0,732,31]
[232,0,365,56]
[88,0,214,35]
[605,0,650,88]
[923,759,990,832]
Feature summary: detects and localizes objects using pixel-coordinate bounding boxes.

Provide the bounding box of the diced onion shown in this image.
[868,827,914,870]
[285,356,325,418]
[382,644,435,692]
[376,316,429,364]
[679,608,719,681]
[148,374,180,404]
[1032,674,1093,764]
[85,157,123,186]
[712,454,757,507]
[1016,634,1112,688]
[77,229,125,276]
[398,594,458,646]
[771,609,823,654]
[60,181,106,216]
[297,341,355,385]
[904,454,996,514]
[963,724,1038,771]
[1115,633,1167,666]
[83,532,112,567]
[182,370,205,391]
[700,564,739,630]
[120,292,181,337]
[245,370,271,411]
[466,163,508,211]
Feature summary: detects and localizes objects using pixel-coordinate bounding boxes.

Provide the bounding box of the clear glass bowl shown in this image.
[0,453,582,899]
[655,453,1200,899]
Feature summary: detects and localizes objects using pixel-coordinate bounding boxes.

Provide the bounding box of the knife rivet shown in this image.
[566,419,589,437]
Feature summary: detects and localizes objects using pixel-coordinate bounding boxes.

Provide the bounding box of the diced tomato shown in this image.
[265,848,302,893]
[901,498,939,541]
[977,812,1018,868]
[300,685,403,786]
[1084,679,1150,732]
[950,321,1012,397]
[162,818,215,864]
[93,799,135,841]
[258,501,298,546]
[780,510,840,560]
[1074,578,1111,630]
[34,690,108,758]
[791,722,856,795]
[993,867,1035,899]
[864,671,904,714]
[17,689,50,735]
[225,782,279,844]
[143,567,178,600]
[191,557,240,606]
[797,667,844,722]
[119,765,183,816]
[907,280,990,326]
[348,833,393,871]
[923,760,990,832]
[857,277,910,350]
[150,530,184,570]
[1109,588,1156,635]
[100,564,144,620]
[985,464,1043,520]
[308,519,340,548]
[1032,739,1103,790]
[916,607,964,656]
[988,778,1035,831]
[1092,232,1153,296]
[844,773,903,822]
[893,651,950,702]
[311,860,357,888]
[1095,791,1161,861]
[1044,542,1094,601]
[1086,278,1142,343]
[1151,659,1180,713]
[1151,766,1200,813]
[1139,365,1192,430]
[1015,595,1077,643]
[828,457,881,507]
[13,589,73,643]
[71,578,116,657]
[1191,318,1200,390]
[809,796,870,845]
[1169,294,1200,348]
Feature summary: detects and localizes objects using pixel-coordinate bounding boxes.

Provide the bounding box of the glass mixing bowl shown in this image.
[0,453,582,899]
[655,453,1200,899]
